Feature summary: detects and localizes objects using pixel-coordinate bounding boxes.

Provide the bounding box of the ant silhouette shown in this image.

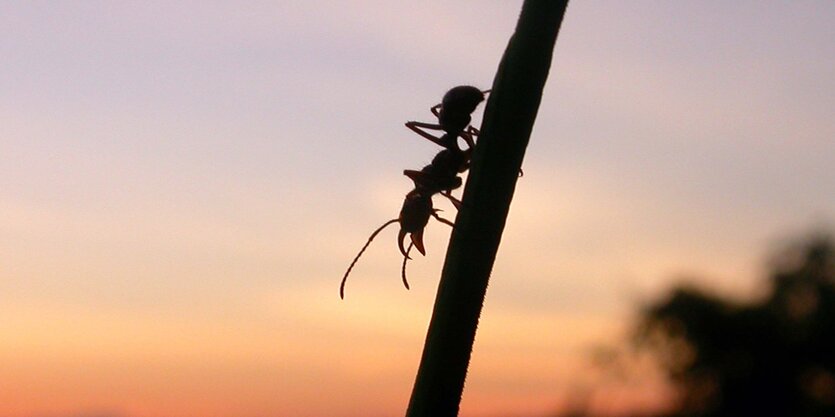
[339,86,488,299]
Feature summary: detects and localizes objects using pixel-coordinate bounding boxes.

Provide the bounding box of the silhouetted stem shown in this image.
[405,1,569,416]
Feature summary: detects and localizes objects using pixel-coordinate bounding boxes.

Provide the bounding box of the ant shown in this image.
[339,86,488,299]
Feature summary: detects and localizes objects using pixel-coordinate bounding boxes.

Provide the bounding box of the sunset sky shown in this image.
[1,1,834,416]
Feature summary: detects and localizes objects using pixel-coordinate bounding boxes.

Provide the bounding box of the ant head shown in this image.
[442,85,485,114]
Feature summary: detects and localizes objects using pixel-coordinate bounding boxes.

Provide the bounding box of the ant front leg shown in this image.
[460,126,523,177]
[460,127,479,149]
[405,121,447,148]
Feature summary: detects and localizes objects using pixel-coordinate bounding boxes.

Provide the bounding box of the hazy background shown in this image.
[1,1,833,416]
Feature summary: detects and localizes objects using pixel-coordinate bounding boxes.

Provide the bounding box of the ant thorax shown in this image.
[438,112,473,135]
[437,132,461,150]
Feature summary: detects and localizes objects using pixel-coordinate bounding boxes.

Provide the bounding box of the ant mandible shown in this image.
[339,86,489,299]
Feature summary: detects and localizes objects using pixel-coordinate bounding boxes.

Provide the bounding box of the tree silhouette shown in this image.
[638,234,835,417]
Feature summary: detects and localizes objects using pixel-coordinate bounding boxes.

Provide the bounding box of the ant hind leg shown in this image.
[432,209,455,226]
[440,191,462,210]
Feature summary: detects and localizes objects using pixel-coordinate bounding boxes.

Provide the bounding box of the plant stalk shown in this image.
[405,1,569,416]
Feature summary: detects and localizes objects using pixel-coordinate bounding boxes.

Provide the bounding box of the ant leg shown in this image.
[401,242,414,290]
[431,103,442,118]
[405,121,447,147]
[440,191,462,210]
[340,218,399,299]
[459,130,476,150]
[465,124,521,177]
[406,121,444,131]
[432,210,455,227]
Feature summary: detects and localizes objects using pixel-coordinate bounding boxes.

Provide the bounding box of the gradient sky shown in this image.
[1,1,834,417]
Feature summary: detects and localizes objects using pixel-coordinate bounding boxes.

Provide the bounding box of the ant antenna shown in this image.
[401,241,414,290]
[340,218,399,299]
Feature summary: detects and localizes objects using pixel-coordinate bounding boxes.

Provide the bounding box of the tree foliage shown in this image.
[639,235,835,417]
